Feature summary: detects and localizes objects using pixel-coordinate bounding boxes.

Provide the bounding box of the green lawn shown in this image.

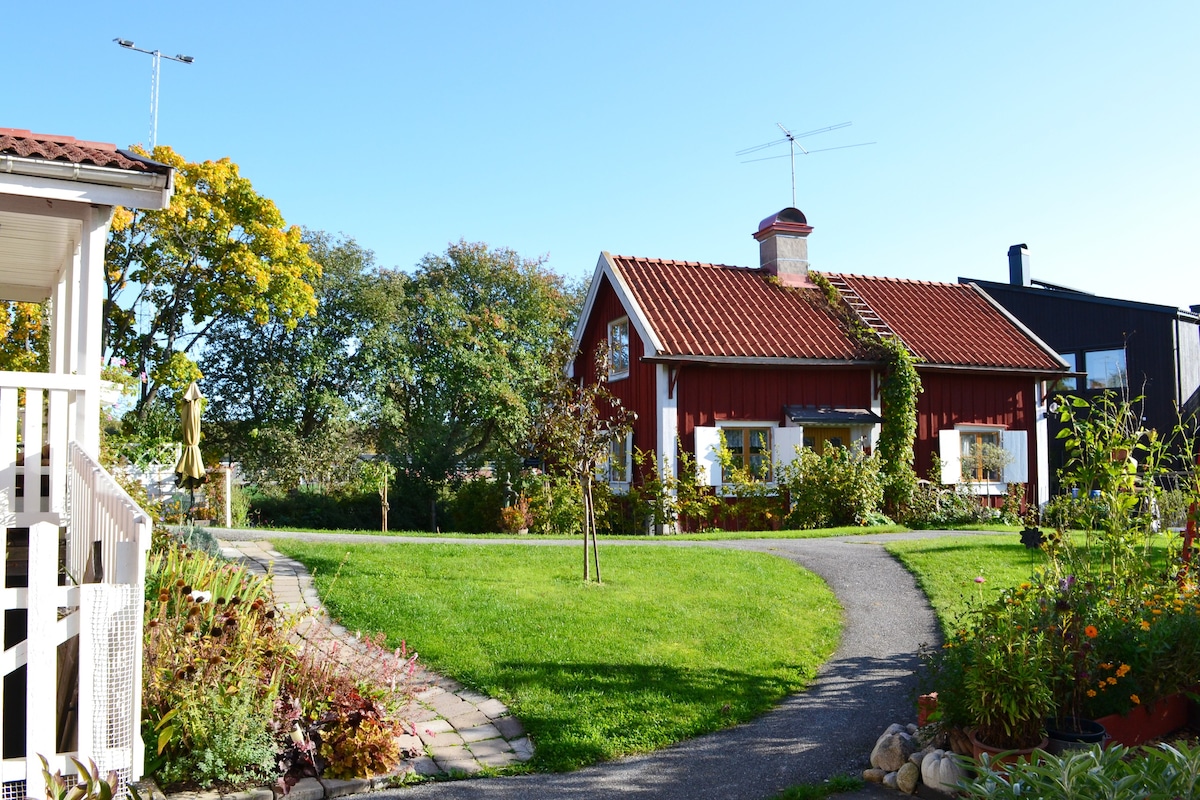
[884,534,1049,634]
[272,541,841,771]
[885,532,1178,634]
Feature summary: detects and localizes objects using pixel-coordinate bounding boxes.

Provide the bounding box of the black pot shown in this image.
[1045,717,1106,755]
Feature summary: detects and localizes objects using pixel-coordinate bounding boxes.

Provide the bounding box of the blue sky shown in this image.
[7,2,1198,308]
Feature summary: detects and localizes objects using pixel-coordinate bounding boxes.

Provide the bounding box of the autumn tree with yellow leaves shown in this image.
[104,145,319,420]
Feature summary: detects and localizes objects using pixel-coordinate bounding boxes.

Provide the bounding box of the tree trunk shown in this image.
[582,476,591,581]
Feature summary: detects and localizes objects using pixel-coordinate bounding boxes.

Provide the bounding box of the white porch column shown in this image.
[1034,380,1050,508]
[74,205,114,457]
[655,364,678,534]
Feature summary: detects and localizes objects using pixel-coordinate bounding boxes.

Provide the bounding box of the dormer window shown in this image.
[608,317,630,380]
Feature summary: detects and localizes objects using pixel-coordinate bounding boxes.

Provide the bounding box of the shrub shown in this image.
[444,475,505,533]
[778,447,883,529]
[961,741,1200,800]
[527,474,582,535]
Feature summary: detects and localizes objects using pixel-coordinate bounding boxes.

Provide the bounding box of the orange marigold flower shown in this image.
[1117,664,1131,677]
[1107,677,1118,686]
[1086,689,1097,698]
[1131,694,1141,705]
[1140,620,1152,631]
[1085,625,1099,638]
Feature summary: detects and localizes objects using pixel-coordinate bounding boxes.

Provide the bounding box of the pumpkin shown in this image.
[921,748,966,794]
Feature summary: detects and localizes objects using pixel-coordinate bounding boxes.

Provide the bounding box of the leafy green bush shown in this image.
[961,741,1200,799]
[778,447,883,529]
[444,474,506,533]
[528,473,584,535]
[248,487,381,530]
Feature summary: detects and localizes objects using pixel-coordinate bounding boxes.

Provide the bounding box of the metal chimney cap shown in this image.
[758,207,808,233]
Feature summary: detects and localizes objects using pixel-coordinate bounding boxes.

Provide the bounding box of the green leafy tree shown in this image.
[201,232,403,490]
[534,342,634,581]
[104,145,320,420]
[375,241,573,531]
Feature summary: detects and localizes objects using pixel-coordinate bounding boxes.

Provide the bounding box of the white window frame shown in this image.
[693,423,803,488]
[608,317,630,381]
[604,430,634,492]
[938,426,1028,495]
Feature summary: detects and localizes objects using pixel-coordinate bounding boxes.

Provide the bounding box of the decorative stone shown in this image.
[948,726,973,756]
[897,762,920,794]
[863,768,886,783]
[870,728,915,772]
[883,771,899,789]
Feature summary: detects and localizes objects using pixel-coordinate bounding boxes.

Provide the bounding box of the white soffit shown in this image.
[0,206,81,303]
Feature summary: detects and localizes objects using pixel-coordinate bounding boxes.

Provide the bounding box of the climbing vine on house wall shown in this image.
[808,272,922,514]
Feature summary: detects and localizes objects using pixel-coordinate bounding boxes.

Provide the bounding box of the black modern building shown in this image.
[964,245,1200,492]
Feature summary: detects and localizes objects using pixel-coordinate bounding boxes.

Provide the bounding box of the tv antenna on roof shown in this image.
[737,122,875,207]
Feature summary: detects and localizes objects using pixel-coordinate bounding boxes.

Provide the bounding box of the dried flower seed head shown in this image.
[158,591,170,602]
[180,585,193,596]
[183,623,196,633]
[175,579,185,588]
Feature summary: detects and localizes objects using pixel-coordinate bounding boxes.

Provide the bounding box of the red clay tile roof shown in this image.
[608,255,870,361]
[607,254,1064,371]
[0,128,167,173]
[830,273,1064,371]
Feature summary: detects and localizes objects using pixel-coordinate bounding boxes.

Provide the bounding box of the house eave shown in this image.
[0,154,174,210]
[914,362,1070,377]
[642,354,882,368]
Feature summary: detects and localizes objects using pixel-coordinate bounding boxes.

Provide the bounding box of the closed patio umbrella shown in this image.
[174,382,207,520]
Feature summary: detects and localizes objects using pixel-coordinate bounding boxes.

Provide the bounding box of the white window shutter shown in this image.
[773,426,804,471]
[1002,430,1029,483]
[694,426,721,486]
[939,429,961,484]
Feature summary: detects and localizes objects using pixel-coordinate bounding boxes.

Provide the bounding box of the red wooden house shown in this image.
[570,208,1069,523]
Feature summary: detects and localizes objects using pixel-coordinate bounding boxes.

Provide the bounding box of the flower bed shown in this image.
[142,530,420,792]
[919,392,1200,755]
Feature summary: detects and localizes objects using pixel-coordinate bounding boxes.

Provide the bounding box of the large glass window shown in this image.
[608,318,630,379]
[1084,348,1127,390]
[722,427,772,482]
[1050,352,1078,392]
[961,430,1003,482]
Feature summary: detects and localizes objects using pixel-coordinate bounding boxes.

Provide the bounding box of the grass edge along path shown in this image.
[272,541,842,772]
[241,522,909,540]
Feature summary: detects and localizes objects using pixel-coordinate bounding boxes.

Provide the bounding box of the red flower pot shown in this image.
[968,728,1048,769]
[1094,693,1188,746]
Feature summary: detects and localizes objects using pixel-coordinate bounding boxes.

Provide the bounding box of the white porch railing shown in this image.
[0,374,151,800]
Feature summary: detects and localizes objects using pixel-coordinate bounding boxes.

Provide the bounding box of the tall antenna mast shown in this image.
[737,122,874,207]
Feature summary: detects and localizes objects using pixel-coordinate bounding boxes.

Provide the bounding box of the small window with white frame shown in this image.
[606,431,633,487]
[608,317,630,380]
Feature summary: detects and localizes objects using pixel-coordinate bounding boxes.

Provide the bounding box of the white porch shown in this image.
[0,131,174,798]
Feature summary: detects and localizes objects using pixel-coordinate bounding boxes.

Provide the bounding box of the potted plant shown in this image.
[962,625,1054,759]
[922,586,1054,762]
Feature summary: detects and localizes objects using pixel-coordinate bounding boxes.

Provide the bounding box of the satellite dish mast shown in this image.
[737,122,875,208]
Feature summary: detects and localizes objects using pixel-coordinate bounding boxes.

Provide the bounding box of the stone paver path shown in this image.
[220,540,535,779]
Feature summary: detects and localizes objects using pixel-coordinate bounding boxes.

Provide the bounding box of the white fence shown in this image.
[0,374,150,799]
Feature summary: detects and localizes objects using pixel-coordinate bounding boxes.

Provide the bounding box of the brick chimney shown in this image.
[1008,243,1030,286]
[754,208,815,289]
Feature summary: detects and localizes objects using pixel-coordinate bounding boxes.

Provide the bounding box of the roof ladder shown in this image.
[824,275,897,339]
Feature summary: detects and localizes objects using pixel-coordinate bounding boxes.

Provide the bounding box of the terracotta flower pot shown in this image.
[1095,693,1188,746]
[968,728,1047,769]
